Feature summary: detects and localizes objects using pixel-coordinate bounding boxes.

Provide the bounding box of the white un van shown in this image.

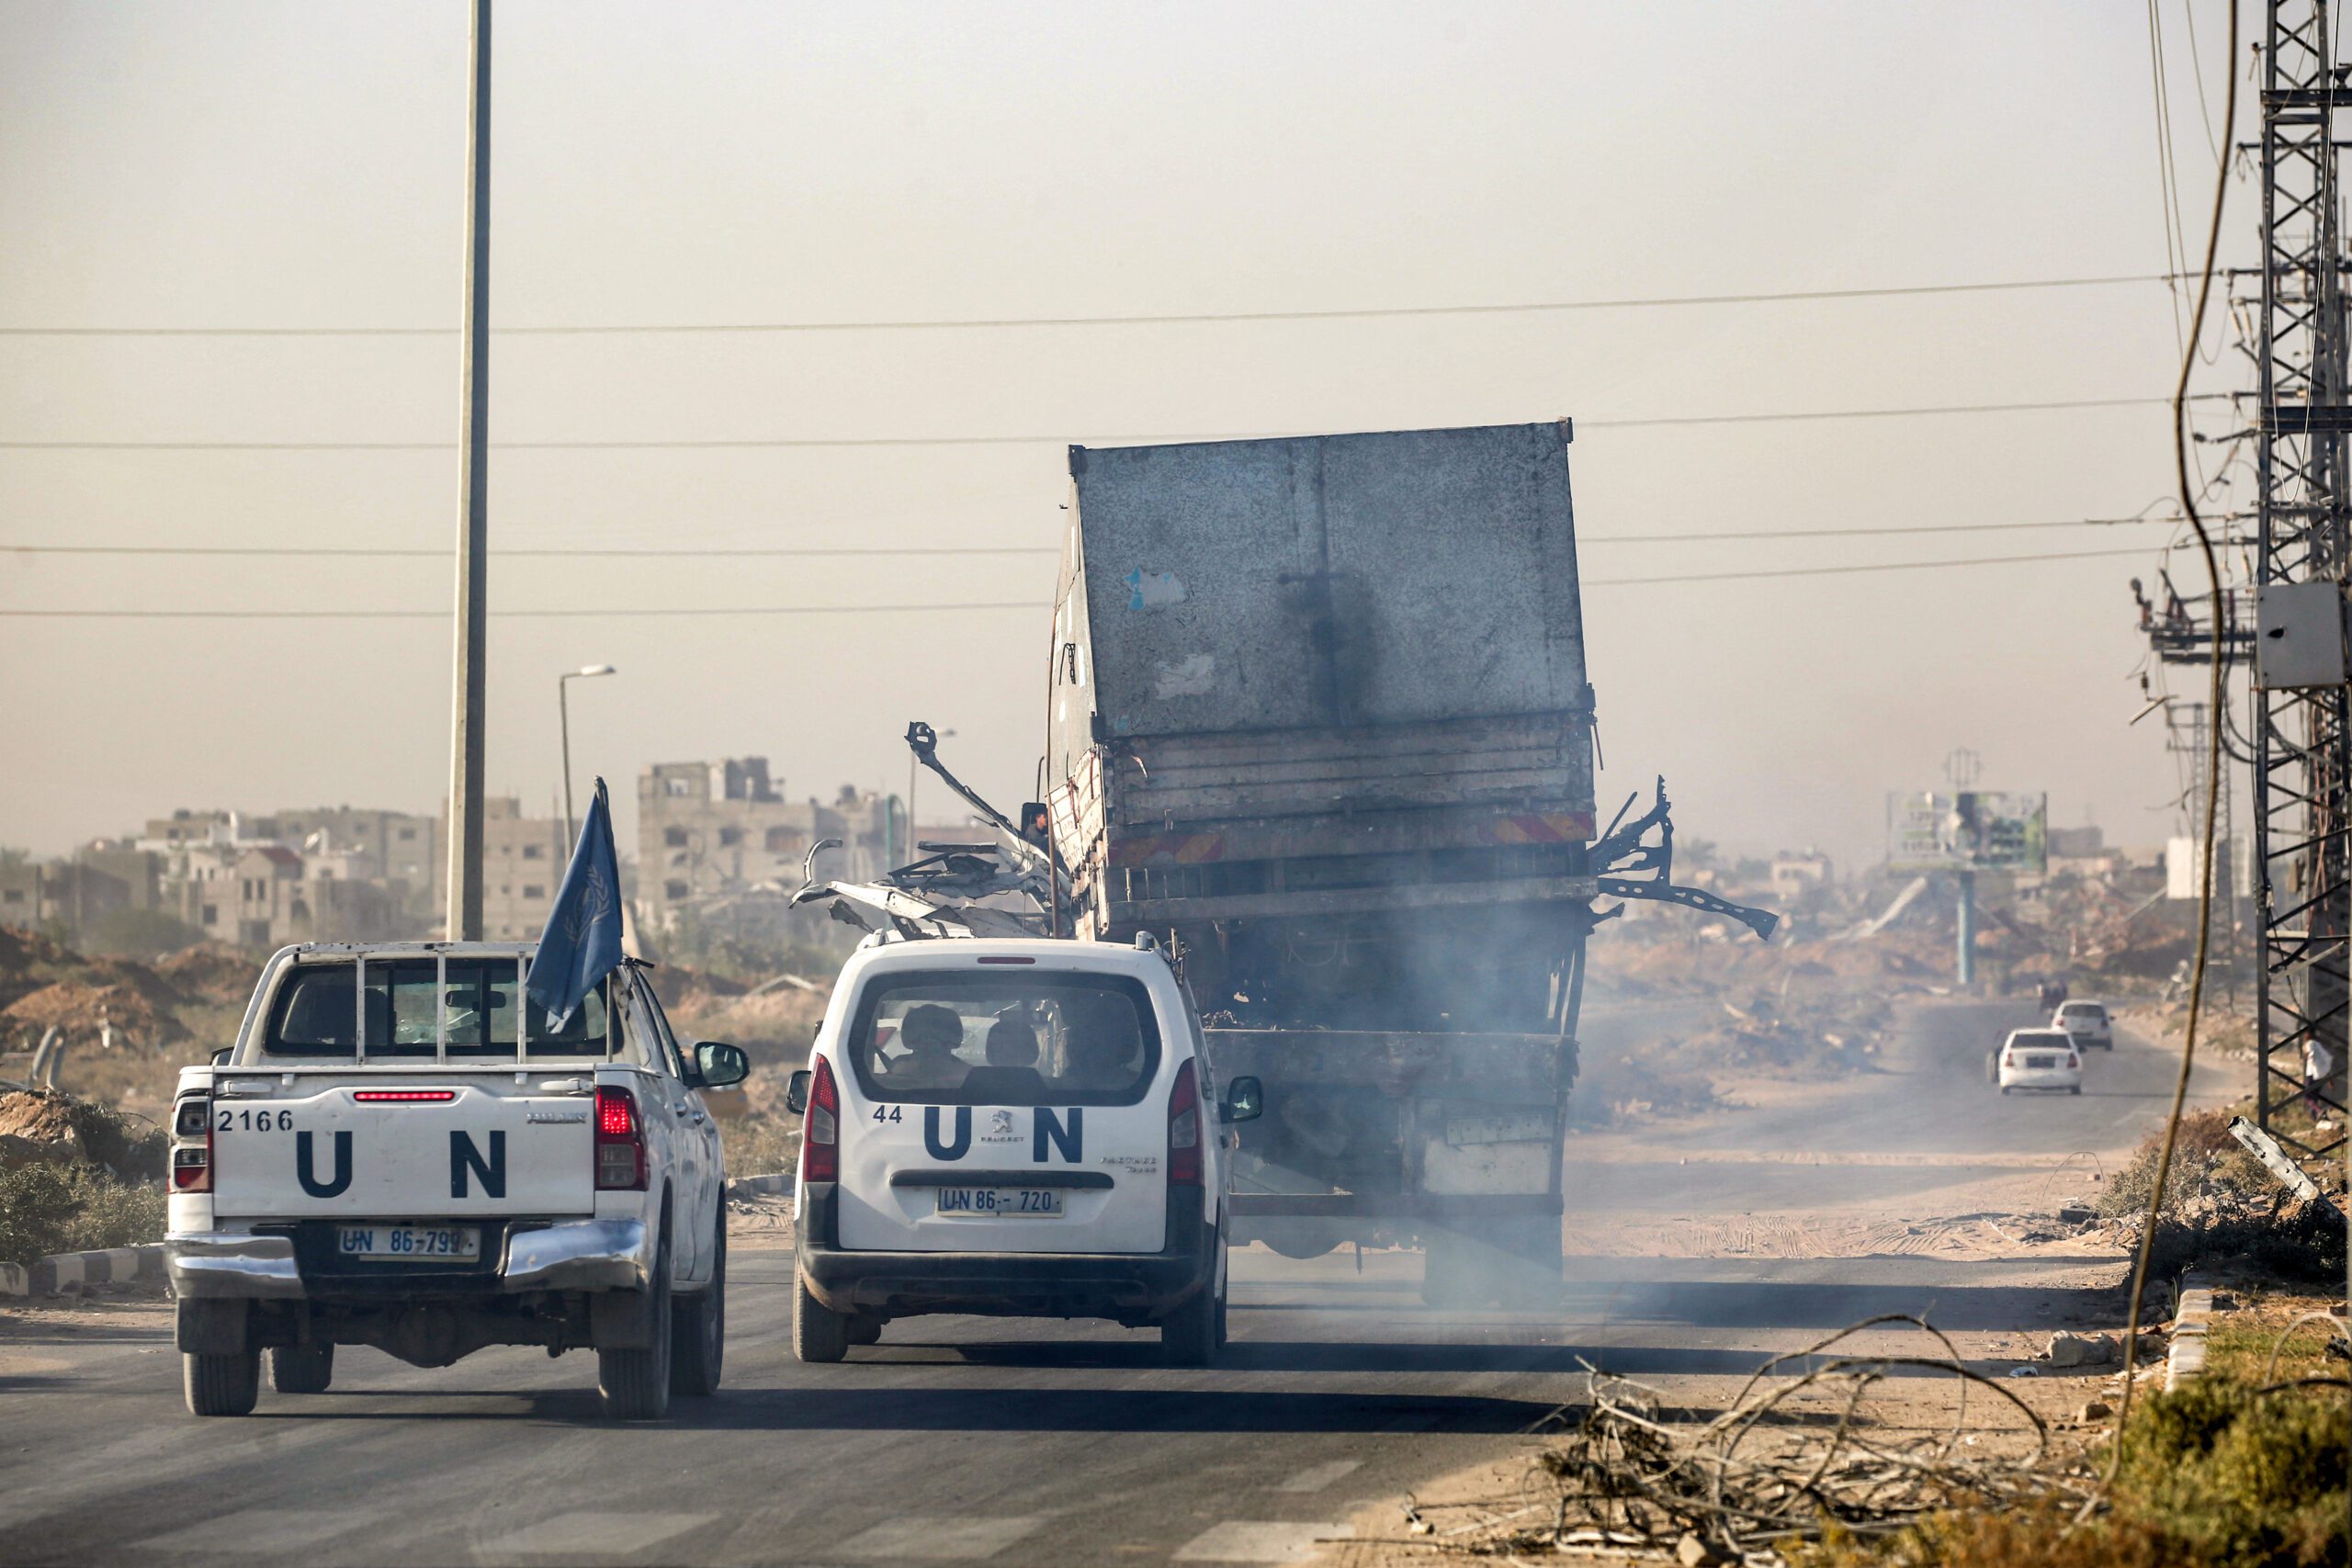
[786,934,1261,1366]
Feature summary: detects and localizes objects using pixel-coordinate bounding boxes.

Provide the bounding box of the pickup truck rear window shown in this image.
[844,970,1162,1107]
[264,961,613,1057]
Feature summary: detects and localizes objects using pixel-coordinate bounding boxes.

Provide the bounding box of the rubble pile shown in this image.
[0,1087,164,1179]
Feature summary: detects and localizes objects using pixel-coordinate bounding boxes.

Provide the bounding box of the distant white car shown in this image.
[2052,999,2113,1051]
[1995,1028,2082,1095]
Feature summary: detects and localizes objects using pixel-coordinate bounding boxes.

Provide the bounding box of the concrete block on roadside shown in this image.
[2047,1331,2119,1368]
[2166,1335,2208,1391]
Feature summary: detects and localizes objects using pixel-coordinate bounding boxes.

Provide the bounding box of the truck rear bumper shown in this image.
[1228,1191,1561,1218]
[165,1231,305,1299]
[165,1218,650,1300]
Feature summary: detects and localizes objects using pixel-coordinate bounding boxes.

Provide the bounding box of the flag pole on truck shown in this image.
[527,778,626,1029]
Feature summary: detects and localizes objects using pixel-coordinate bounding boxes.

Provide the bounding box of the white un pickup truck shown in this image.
[164,942,747,1421]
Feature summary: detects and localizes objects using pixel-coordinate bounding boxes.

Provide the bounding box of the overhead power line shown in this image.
[0,513,2179,560]
[0,543,2173,618]
[0,542,1059,559]
[0,393,2236,454]
[0,274,2179,339]
[1583,544,2154,586]
[0,601,1047,620]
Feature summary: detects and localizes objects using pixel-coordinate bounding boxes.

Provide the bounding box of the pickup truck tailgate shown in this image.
[209,1073,597,1219]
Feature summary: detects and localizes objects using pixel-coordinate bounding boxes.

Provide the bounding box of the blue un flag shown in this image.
[526,780,626,1028]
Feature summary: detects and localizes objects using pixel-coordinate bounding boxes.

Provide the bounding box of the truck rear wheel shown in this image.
[599,1234,674,1420]
[669,1223,725,1397]
[793,1267,851,1362]
[183,1350,260,1416]
[268,1343,334,1394]
[846,1314,884,1346]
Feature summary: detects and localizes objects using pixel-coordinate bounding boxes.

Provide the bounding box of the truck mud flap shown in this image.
[590,1286,656,1350]
[176,1297,251,1355]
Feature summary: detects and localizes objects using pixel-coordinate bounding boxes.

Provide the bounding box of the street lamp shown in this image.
[559,664,617,842]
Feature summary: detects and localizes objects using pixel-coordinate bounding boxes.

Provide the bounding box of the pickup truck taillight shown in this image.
[595,1086,647,1190]
[1167,1059,1203,1187]
[172,1094,212,1192]
[802,1057,840,1183]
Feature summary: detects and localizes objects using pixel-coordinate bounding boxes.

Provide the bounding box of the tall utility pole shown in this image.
[2253,0,2352,1160]
[445,0,492,942]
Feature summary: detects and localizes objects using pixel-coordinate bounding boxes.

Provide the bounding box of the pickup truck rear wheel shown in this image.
[269,1343,334,1394]
[183,1350,260,1416]
[846,1314,884,1346]
[598,1233,674,1420]
[793,1267,850,1362]
[670,1221,725,1397]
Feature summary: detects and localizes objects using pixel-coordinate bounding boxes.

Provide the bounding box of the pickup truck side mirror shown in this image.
[209,1047,232,1066]
[694,1041,751,1089]
[1218,1074,1263,1124]
[784,1069,812,1115]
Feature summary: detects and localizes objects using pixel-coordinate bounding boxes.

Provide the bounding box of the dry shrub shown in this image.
[1805,1385,2349,1568]
[2115,1381,2349,1567]
[1804,1504,2177,1568]
[0,1161,165,1265]
[2097,1109,2269,1219]
[724,1113,800,1179]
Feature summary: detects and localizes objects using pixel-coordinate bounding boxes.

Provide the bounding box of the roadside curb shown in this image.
[0,1242,165,1300]
[2165,1286,2215,1391]
[727,1172,795,1201]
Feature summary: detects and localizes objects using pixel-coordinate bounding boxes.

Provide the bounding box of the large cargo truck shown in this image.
[1036,422,1767,1300]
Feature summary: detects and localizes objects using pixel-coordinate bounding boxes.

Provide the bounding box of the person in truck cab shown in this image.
[884,1003,968,1089]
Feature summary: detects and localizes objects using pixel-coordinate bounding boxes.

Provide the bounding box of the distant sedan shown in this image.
[1992,1027,2083,1095]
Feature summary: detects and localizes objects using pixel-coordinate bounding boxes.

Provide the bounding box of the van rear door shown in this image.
[831,964,1172,1255]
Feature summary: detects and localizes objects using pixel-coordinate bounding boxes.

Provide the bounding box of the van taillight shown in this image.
[803,1058,841,1183]
[1168,1059,1202,1187]
[172,1095,212,1193]
[594,1086,646,1190]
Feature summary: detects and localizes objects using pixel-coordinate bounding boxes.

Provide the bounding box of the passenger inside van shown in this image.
[984,1015,1040,1067]
[881,1004,969,1089]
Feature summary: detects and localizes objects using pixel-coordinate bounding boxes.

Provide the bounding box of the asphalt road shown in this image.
[0,999,2222,1568]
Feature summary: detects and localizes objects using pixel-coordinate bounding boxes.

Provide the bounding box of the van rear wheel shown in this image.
[1161,1280,1221,1367]
[268,1343,334,1394]
[184,1350,260,1416]
[793,1268,850,1363]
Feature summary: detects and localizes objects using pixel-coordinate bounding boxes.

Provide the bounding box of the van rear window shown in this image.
[844,971,1161,1107]
[264,961,613,1057]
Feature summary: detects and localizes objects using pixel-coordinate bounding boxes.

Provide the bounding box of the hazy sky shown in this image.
[0,2,2251,869]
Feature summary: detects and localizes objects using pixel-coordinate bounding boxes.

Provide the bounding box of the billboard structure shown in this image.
[1886,791,2049,875]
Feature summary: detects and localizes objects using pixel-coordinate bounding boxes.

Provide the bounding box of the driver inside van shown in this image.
[883,1003,968,1089]
[1061,1004,1140,1090]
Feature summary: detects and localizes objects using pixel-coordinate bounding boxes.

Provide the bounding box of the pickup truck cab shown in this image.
[165,942,747,1420]
[787,934,1261,1366]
